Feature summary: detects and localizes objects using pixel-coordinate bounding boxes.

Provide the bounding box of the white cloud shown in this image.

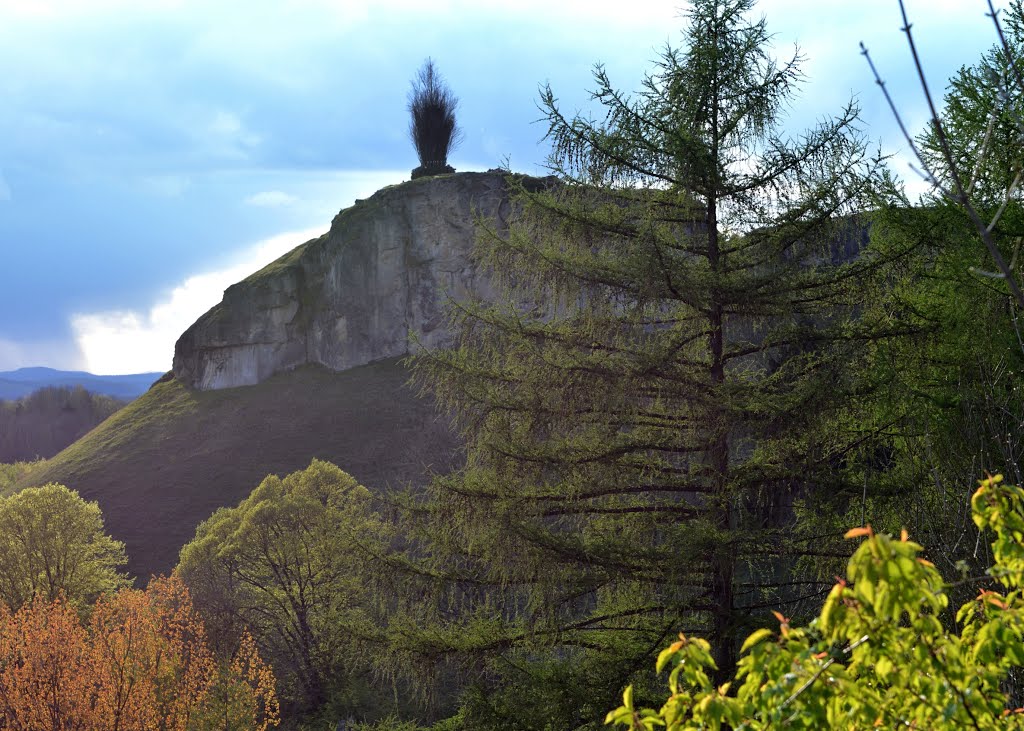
[68,169,404,376]
[208,110,245,139]
[198,109,262,161]
[70,226,323,375]
[245,190,298,207]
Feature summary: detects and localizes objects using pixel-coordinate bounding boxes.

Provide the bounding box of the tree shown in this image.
[179,629,280,731]
[0,575,279,730]
[831,1,1024,603]
[408,58,462,179]
[0,590,94,728]
[0,386,125,462]
[606,475,1024,729]
[0,483,129,609]
[0,462,41,494]
[176,459,393,720]
[402,0,886,726]
[860,0,1024,307]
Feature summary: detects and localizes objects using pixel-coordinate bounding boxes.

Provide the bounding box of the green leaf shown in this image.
[740,628,775,654]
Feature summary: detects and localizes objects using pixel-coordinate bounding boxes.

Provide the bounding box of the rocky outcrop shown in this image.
[174,171,532,390]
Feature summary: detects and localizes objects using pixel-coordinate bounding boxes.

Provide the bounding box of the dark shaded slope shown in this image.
[17,358,460,580]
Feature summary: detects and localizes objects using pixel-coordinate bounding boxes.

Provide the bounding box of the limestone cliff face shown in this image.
[173,171,523,390]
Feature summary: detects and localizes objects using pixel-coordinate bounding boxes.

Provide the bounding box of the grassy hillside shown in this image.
[16,358,460,581]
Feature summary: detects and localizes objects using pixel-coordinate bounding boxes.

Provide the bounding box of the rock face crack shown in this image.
[172,171,539,391]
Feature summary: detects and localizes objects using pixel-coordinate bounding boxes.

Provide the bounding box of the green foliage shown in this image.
[0,461,44,495]
[176,459,394,720]
[827,3,1024,604]
[607,475,1024,729]
[0,483,129,609]
[401,0,886,726]
[918,1,1024,207]
[351,716,424,731]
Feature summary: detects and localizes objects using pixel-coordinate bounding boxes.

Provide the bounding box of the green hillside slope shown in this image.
[16,358,460,581]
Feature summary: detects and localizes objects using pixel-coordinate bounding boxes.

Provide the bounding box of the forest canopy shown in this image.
[5,0,1024,729]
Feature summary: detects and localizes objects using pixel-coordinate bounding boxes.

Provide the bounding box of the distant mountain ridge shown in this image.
[0,367,163,401]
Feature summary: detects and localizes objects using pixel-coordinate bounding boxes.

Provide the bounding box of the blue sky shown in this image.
[0,0,1010,374]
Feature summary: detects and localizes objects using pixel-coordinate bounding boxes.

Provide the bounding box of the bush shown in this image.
[607,475,1024,729]
[408,58,462,178]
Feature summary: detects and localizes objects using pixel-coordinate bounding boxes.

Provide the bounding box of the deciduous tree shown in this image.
[607,475,1024,730]
[0,575,278,730]
[0,483,129,609]
[177,459,392,719]
[840,1,1024,602]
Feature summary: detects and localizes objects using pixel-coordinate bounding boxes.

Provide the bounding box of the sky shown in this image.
[0,0,1011,375]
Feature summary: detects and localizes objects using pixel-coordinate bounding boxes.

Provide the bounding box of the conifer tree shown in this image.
[404,1,886,726]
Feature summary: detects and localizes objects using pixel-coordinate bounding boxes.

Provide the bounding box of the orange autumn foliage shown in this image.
[0,575,279,730]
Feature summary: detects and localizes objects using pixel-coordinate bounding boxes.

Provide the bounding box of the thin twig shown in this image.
[767,634,870,728]
[988,0,1024,94]
[899,1,1024,307]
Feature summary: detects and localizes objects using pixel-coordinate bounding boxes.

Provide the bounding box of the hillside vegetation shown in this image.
[10,1,1024,727]
[0,386,125,462]
[17,358,460,580]
[0,462,42,493]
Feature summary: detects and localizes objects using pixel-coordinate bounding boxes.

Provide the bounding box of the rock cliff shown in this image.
[173,171,526,390]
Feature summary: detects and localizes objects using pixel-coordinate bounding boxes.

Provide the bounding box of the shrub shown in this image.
[408,58,462,178]
[607,475,1024,729]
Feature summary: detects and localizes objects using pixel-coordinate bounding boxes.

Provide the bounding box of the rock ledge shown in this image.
[173,171,523,390]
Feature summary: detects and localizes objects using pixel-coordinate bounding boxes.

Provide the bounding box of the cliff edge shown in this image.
[173,170,526,390]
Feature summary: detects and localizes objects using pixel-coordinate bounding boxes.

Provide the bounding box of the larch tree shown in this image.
[403,0,888,727]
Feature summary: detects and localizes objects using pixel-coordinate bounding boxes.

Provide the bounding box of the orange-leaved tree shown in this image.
[0,575,279,730]
[0,590,92,730]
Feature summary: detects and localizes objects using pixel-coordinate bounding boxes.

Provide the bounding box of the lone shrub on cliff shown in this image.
[408,58,462,179]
